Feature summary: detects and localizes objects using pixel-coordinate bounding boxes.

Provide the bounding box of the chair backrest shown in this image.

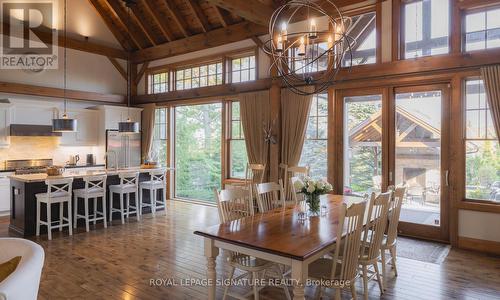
[149,168,167,183]
[44,178,73,197]
[290,176,305,204]
[386,186,406,246]
[280,164,309,203]
[362,191,391,260]
[255,180,285,212]
[83,175,107,192]
[214,187,254,223]
[119,172,139,187]
[245,163,266,186]
[330,201,367,281]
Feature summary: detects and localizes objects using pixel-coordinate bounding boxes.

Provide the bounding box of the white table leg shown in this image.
[204,238,219,300]
[291,259,307,300]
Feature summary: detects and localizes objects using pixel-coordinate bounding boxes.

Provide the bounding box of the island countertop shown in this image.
[8,167,165,183]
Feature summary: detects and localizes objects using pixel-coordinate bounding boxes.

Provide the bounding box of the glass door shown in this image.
[391,85,450,241]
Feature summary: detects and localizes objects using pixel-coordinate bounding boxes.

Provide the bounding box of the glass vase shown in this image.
[306,194,321,217]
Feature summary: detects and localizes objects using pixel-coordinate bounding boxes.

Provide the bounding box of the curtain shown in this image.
[481,65,500,141]
[280,87,313,167]
[239,90,271,166]
[141,103,156,161]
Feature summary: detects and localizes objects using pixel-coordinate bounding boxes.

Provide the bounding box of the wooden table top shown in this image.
[194,194,366,261]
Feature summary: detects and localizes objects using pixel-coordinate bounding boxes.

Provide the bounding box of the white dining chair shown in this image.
[139,168,167,215]
[290,176,305,204]
[35,178,74,240]
[279,164,309,204]
[255,180,285,212]
[73,175,107,232]
[244,163,266,186]
[109,172,140,224]
[308,201,367,300]
[214,187,290,300]
[358,191,391,300]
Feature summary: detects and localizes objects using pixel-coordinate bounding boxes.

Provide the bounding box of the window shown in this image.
[228,102,248,178]
[299,93,328,179]
[151,108,168,166]
[288,41,329,74]
[403,0,449,59]
[149,71,168,94]
[465,79,500,202]
[464,7,500,51]
[230,55,256,83]
[174,103,222,202]
[342,11,377,67]
[175,62,223,90]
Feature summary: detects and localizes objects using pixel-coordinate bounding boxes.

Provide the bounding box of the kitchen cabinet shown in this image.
[103,106,142,131]
[60,109,98,146]
[0,173,12,215]
[0,104,12,147]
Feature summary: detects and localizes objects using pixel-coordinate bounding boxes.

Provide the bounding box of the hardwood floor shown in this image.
[1,201,500,300]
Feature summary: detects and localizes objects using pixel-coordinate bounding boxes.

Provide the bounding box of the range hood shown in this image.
[10,124,62,137]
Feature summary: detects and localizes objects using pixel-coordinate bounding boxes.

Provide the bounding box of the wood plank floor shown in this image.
[1,201,500,299]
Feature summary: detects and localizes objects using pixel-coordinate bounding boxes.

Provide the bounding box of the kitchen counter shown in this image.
[8,167,163,183]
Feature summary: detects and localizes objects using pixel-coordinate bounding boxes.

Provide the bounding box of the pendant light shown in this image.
[118,0,139,133]
[53,0,77,132]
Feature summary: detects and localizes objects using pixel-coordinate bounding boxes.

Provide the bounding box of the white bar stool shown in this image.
[73,175,107,232]
[109,172,139,224]
[36,178,74,240]
[139,169,167,215]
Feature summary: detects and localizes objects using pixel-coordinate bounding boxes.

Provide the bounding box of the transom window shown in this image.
[175,62,223,90]
[230,55,256,83]
[464,7,500,51]
[342,11,377,67]
[403,0,450,59]
[149,72,168,94]
[288,42,329,74]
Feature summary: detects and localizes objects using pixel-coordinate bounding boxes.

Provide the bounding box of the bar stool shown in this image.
[73,175,107,232]
[36,178,74,240]
[139,169,167,215]
[109,172,139,224]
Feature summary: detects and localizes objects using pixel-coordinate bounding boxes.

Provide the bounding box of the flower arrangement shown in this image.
[293,177,333,215]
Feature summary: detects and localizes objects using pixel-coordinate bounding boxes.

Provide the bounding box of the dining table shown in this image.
[193,194,367,300]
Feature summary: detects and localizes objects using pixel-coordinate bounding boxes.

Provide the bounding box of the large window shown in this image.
[343,94,382,196]
[228,102,248,178]
[299,94,328,179]
[465,80,500,202]
[230,55,256,83]
[464,7,500,51]
[342,11,377,67]
[403,0,449,59]
[151,108,168,166]
[174,103,222,202]
[288,42,329,74]
[149,71,169,94]
[175,62,223,90]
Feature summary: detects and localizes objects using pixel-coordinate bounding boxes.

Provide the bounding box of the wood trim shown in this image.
[392,0,401,61]
[107,57,127,81]
[136,62,150,85]
[0,81,124,103]
[457,236,500,255]
[458,201,500,213]
[456,0,500,10]
[376,1,382,64]
[451,0,463,53]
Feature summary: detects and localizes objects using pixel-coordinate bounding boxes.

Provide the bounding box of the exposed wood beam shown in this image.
[129,1,165,45]
[164,0,191,38]
[106,0,153,48]
[0,81,125,103]
[131,21,268,63]
[135,62,150,85]
[205,0,274,26]
[87,0,136,50]
[186,0,212,32]
[142,0,174,41]
[107,57,128,80]
[212,5,230,27]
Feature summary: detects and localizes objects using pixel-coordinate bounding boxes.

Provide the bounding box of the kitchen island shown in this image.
[8,168,165,237]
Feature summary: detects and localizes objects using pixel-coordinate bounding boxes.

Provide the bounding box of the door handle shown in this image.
[445,170,449,187]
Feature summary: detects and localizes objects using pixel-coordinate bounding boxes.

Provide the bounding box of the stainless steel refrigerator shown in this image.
[106,130,141,169]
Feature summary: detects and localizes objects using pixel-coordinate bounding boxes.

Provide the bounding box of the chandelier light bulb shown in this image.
[309,18,318,39]
[298,36,306,56]
[281,22,288,41]
[276,34,283,51]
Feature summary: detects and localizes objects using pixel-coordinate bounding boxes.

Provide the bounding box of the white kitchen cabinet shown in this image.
[60,109,98,146]
[0,104,12,147]
[0,174,12,215]
[103,106,142,131]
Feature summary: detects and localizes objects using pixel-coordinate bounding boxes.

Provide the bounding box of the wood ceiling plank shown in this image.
[164,0,192,37]
[212,4,230,27]
[106,0,153,48]
[185,0,212,32]
[205,0,274,26]
[130,1,168,45]
[142,0,175,41]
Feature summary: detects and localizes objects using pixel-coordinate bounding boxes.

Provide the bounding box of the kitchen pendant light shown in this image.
[118,0,139,133]
[53,0,77,132]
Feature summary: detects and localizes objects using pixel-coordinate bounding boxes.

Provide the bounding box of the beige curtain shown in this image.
[141,103,156,161]
[280,87,313,167]
[239,90,271,166]
[481,65,500,141]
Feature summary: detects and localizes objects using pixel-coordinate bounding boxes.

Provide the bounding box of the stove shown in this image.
[5,159,53,175]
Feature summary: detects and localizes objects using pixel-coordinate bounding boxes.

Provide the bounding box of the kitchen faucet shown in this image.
[105,150,118,171]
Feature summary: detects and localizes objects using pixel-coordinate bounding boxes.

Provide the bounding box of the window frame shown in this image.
[341,9,378,67]
[145,67,170,95]
[226,100,248,180]
[226,48,259,84]
[173,59,224,91]
[461,4,500,52]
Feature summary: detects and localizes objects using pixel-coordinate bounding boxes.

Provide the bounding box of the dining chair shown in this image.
[308,201,367,300]
[279,164,309,204]
[290,176,305,204]
[255,180,285,212]
[214,187,290,300]
[358,191,391,300]
[244,163,266,186]
[380,185,406,282]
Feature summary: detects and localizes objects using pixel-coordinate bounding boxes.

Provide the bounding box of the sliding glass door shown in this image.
[174,103,222,203]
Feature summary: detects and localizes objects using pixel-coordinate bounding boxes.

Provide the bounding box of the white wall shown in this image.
[458,210,500,243]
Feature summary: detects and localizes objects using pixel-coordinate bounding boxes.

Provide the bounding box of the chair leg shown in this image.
[276,264,291,300]
[222,266,235,300]
[251,272,259,300]
[109,192,113,225]
[139,187,143,216]
[73,195,78,229]
[334,288,341,300]
[59,202,63,231]
[152,189,157,215]
[362,265,368,300]
[46,202,52,241]
[313,285,322,300]
[119,193,125,224]
[373,262,384,294]
[84,197,90,232]
[162,187,167,214]
[134,192,140,221]
[390,246,398,276]
[102,195,107,228]
[125,193,130,218]
[36,200,40,236]
[68,199,73,236]
[350,278,357,300]
[93,197,97,225]
[381,248,387,287]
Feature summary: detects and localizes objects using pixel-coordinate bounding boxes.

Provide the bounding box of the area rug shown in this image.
[395,236,451,264]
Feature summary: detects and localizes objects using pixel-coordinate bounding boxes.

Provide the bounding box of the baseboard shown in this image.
[457,236,500,255]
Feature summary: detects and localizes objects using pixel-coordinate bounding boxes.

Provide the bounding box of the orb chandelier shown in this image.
[263,0,355,95]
